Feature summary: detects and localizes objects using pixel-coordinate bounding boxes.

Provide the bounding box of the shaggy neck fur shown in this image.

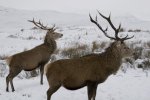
[101,42,122,73]
[44,36,57,53]
[105,43,122,58]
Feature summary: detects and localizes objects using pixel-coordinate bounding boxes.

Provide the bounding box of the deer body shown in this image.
[46,12,134,100]
[9,40,56,71]
[46,41,132,100]
[46,43,122,88]
[6,19,63,92]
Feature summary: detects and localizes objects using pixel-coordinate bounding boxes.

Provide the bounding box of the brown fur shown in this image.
[45,41,133,100]
[6,29,63,92]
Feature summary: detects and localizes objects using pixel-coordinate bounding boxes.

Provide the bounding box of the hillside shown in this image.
[0,6,150,32]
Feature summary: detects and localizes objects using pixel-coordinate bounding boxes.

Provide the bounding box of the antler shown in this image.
[90,11,134,42]
[28,18,56,31]
[89,14,116,40]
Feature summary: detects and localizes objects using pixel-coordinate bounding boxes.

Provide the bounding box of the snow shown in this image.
[0,6,150,100]
[0,70,150,100]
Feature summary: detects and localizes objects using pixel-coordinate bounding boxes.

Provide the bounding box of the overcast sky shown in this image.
[0,0,150,20]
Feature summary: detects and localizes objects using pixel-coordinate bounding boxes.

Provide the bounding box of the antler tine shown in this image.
[97,11,126,41]
[97,11,117,32]
[52,24,56,29]
[28,18,37,25]
[105,27,108,32]
[115,23,122,40]
[37,20,48,30]
[89,14,116,40]
[121,35,134,41]
[28,18,57,31]
[90,11,134,42]
[118,23,121,31]
[51,24,58,31]
[28,18,48,30]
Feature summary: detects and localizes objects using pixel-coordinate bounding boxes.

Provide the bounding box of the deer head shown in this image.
[89,11,134,57]
[28,18,63,40]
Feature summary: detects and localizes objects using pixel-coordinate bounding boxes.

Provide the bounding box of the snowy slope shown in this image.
[113,14,150,30]
[0,6,150,32]
[0,6,90,32]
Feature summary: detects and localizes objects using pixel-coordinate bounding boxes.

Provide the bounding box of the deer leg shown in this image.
[87,82,98,100]
[47,85,60,100]
[6,74,11,92]
[6,68,22,92]
[10,78,15,92]
[92,84,98,100]
[40,65,45,85]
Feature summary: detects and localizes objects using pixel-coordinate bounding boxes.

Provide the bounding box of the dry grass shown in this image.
[92,41,107,52]
[0,54,8,60]
[61,43,91,59]
[142,60,150,70]
[92,41,99,52]
[128,29,142,32]
[25,69,39,79]
[133,47,143,60]
[127,29,149,33]
[137,59,150,70]
[146,41,150,48]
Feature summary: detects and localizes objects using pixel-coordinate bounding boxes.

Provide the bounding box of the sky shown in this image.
[0,0,150,20]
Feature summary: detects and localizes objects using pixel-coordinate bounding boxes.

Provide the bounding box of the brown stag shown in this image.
[45,12,134,100]
[6,19,63,92]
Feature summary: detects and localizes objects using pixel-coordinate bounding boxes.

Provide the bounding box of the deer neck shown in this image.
[44,38,57,53]
[104,44,122,59]
[103,46,122,73]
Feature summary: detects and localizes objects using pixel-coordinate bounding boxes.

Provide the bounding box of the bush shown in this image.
[31,27,38,30]
[143,50,150,59]
[133,47,143,60]
[92,41,107,52]
[92,41,99,52]
[0,61,7,77]
[61,44,91,59]
[142,60,150,70]
[124,58,134,65]
[146,41,150,48]
[0,54,8,60]
[128,29,142,32]
[27,36,36,40]
[25,69,39,79]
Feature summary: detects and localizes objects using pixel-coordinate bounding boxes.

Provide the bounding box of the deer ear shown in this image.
[48,29,54,33]
[116,41,122,48]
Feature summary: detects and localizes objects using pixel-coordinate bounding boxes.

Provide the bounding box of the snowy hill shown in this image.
[0,6,89,32]
[113,14,150,30]
[0,6,150,32]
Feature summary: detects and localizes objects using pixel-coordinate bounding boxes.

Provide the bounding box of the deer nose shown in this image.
[61,34,63,37]
[133,52,136,55]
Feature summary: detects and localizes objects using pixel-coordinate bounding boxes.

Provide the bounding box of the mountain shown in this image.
[113,14,150,30]
[0,6,89,32]
[0,6,150,32]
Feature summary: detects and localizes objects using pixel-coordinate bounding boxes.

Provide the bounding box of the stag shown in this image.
[6,19,63,92]
[45,12,134,100]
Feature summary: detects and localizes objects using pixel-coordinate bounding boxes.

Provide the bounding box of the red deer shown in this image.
[45,12,134,100]
[6,19,63,92]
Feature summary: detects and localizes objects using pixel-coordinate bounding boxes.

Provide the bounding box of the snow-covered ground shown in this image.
[0,6,150,100]
[0,69,150,100]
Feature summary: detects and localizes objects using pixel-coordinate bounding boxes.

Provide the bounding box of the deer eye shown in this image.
[124,47,129,49]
